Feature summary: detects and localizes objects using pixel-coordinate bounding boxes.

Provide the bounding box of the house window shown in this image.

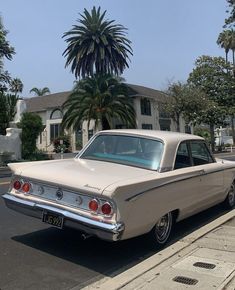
[76,127,83,150]
[50,109,63,119]
[159,119,171,131]
[185,125,191,134]
[50,123,61,141]
[140,98,151,115]
[142,124,153,130]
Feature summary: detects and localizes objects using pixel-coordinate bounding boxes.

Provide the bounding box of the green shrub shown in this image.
[18,112,44,159]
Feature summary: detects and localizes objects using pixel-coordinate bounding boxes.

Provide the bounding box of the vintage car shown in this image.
[2,130,235,248]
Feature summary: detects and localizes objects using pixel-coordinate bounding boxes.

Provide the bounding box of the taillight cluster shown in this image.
[13,179,31,193]
[88,198,113,216]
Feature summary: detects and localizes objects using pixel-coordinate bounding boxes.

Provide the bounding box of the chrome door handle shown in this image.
[199,169,206,175]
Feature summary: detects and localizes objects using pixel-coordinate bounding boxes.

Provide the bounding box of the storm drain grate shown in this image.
[172,276,198,285]
[193,262,216,269]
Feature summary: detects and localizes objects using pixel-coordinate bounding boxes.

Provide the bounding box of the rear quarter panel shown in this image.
[105,169,206,240]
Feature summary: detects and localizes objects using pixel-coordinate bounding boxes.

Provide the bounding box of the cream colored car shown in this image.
[3,130,235,248]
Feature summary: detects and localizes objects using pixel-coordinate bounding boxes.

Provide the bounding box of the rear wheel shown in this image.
[148,212,173,249]
[224,182,235,209]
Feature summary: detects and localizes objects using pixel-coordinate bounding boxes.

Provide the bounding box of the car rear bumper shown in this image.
[2,193,124,241]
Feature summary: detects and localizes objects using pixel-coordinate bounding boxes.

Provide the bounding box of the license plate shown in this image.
[42,212,64,229]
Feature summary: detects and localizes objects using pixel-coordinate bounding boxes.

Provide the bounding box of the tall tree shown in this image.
[217,30,232,63]
[164,82,209,132]
[10,78,23,96]
[63,6,133,78]
[30,87,50,96]
[188,55,234,150]
[61,74,136,131]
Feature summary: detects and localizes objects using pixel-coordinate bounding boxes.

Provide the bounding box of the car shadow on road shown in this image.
[11,204,228,280]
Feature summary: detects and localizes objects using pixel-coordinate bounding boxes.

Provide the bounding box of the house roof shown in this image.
[25,84,168,113]
[25,91,70,112]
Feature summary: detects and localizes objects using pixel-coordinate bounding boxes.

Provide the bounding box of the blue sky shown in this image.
[1,0,228,97]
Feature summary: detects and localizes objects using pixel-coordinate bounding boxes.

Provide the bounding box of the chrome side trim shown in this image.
[126,168,226,202]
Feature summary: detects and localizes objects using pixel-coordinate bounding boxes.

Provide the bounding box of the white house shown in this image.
[25,84,189,153]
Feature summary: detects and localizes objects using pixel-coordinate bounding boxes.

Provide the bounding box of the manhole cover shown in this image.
[172,276,198,285]
[193,262,216,269]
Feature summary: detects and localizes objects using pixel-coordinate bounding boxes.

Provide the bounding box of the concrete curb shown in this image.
[80,209,235,290]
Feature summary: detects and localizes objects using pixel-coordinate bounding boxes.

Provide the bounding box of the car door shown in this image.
[189,141,224,208]
[173,141,212,217]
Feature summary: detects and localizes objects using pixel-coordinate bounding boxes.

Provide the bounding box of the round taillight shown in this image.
[89,199,99,212]
[101,202,113,215]
[22,182,31,193]
[13,180,21,190]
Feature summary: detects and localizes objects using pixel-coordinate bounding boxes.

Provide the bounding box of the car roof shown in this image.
[97,129,204,143]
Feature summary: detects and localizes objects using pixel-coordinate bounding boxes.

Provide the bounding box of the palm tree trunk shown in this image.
[233,50,235,77]
[210,123,215,152]
[102,117,110,130]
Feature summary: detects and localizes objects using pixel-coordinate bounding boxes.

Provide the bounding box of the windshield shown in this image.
[80,134,164,170]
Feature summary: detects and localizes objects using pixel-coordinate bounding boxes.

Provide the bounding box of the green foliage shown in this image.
[188,56,233,105]
[18,112,44,159]
[62,74,136,131]
[52,135,71,153]
[0,91,18,135]
[63,6,133,78]
[187,55,234,151]
[0,16,15,92]
[29,87,51,96]
[194,127,211,142]
[164,82,209,131]
[10,78,23,96]
[225,0,235,27]
[25,150,51,161]
[0,17,15,60]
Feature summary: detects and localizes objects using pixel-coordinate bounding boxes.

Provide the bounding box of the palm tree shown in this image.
[63,6,133,78]
[217,30,232,63]
[10,78,23,96]
[0,16,15,61]
[30,87,50,96]
[61,74,136,131]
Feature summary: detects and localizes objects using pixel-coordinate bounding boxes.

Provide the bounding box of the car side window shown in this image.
[174,142,191,169]
[190,141,214,166]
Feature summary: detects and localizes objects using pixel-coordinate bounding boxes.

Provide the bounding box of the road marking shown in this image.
[0,181,10,185]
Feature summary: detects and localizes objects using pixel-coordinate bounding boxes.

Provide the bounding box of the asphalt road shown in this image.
[0,155,234,290]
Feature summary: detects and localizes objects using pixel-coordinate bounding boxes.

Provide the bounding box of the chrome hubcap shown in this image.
[155,213,172,243]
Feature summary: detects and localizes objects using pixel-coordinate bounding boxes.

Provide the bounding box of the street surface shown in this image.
[0,154,234,290]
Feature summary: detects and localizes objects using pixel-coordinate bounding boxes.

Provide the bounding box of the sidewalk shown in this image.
[83,210,235,290]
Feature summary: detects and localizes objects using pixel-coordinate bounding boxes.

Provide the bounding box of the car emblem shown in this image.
[75,196,83,205]
[37,186,44,195]
[56,189,63,200]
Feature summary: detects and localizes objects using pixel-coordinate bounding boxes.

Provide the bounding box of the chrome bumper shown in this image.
[2,193,124,241]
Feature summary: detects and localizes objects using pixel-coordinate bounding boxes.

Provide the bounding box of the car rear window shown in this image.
[80,134,164,170]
